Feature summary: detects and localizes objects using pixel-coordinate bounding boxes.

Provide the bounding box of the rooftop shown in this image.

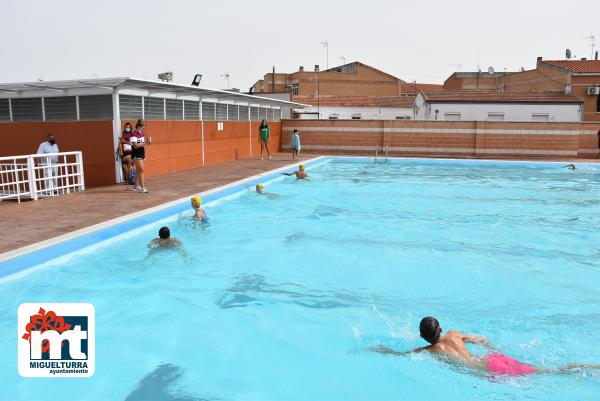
[0,77,306,108]
[419,91,584,103]
[292,95,415,108]
[541,60,600,74]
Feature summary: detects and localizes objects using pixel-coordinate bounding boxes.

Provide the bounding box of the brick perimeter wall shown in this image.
[0,121,115,187]
[282,120,600,159]
[132,120,282,178]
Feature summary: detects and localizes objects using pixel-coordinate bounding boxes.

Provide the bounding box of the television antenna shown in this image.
[340,56,346,64]
[565,48,572,59]
[584,35,595,59]
[487,66,495,75]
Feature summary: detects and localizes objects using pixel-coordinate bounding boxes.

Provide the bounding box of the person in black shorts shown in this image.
[131,119,151,193]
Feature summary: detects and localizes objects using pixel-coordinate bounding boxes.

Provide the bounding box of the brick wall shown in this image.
[282,120,600,159]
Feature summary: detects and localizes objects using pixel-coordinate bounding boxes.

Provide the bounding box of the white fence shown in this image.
[0,151,85,203]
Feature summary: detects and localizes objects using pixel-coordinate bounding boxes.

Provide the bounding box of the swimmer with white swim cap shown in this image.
[282,164,308,179]
[191,196,209,223]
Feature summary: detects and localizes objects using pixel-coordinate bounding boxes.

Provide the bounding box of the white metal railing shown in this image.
[0,151,85,203]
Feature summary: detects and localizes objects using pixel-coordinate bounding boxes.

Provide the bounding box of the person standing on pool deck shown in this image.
[373,317,600,376]
[281,164,308,179]
[119,122,134,184]
[290,129,301,160]
[191,196,209,222]
[258,119,271,160]
[131,119,151,193]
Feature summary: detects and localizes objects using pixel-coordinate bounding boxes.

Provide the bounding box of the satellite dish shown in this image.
[566,48,572,59]
[488,66,495,75]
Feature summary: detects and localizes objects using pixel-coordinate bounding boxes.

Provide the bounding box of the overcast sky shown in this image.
[1,0,599,90]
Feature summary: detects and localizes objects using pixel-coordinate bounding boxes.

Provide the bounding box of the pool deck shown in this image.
[0,153,316,255]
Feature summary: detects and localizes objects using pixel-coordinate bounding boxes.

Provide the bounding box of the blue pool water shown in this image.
[1,158,600,400]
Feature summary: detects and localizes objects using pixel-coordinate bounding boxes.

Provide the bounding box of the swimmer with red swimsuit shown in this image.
[373,317,600,377]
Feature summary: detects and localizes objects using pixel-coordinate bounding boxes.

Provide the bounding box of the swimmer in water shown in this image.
[191,196,209,222]
[281,164,308,179]
[148,226,181,249]
[256,183,266,194]
[372,317,600,376]
[565,164,577,170]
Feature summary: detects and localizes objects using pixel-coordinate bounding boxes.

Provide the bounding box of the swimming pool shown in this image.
[1,157,599,400]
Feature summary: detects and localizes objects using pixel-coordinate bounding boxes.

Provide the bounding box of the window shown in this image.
[44,96,77,121]
[0,99,11,121]
[597,94,600,112]
[444,112,461,121]
[216,103,228,120]
[144,97,165,120]
[274,108,282,121]
[12,98,43,121]
[531,113,549,122]
[119,95,143,120]
[227,104,239,121]
[165,99,183,120]
[250,106,260,121]
[239,105,249,121]
[184,100,199,120]
[80,95,112,120]
[202,102,216,120]
[351,113,362,120]
[291,83,299,96]
[487,112,505,121]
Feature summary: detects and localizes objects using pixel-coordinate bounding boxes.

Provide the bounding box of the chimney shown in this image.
[314,64,320,72]
[299,66,304,72]
[537,56,543,62]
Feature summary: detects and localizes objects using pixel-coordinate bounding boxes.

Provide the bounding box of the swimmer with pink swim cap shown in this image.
[372,317,600,377]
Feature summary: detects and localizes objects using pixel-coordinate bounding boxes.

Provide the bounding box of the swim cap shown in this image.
[299,164,305,169]
[256,183,263,189]
[191,196,202,208]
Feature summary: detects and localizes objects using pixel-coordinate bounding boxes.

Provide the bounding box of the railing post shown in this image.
[76,151,85,191]
[27,155,38,201]
[64,154,70,194]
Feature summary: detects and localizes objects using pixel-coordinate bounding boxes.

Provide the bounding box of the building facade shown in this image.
[414,91,583,122]
[0,78,299,186]
[291,95,414,120]
[250,62,433,97]
[442,58,600,122]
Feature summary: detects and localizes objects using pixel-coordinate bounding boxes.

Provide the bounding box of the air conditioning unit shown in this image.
[587,86,600,95]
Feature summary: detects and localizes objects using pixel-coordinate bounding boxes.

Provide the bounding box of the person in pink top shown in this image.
[373,316,600,377]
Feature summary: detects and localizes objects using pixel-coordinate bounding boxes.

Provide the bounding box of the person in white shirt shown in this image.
[36,134,59,194]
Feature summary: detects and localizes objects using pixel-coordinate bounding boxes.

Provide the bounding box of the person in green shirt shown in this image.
[258,119,271,160]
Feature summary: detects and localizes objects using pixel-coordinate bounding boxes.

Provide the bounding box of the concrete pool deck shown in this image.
[0,153,317,255]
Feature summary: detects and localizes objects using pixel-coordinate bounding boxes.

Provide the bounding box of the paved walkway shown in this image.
[0,153,316,254]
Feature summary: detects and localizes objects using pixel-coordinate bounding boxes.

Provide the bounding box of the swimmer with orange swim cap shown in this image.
[191,196,209,223]
[281,164,308,179]
[372,317,600,377]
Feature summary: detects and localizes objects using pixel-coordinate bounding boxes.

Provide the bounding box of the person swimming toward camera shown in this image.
[372,317,600,376]
[191,196,209,223]
[148,226,181,249]
[565,164,577,170]
[281,164,308,179]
